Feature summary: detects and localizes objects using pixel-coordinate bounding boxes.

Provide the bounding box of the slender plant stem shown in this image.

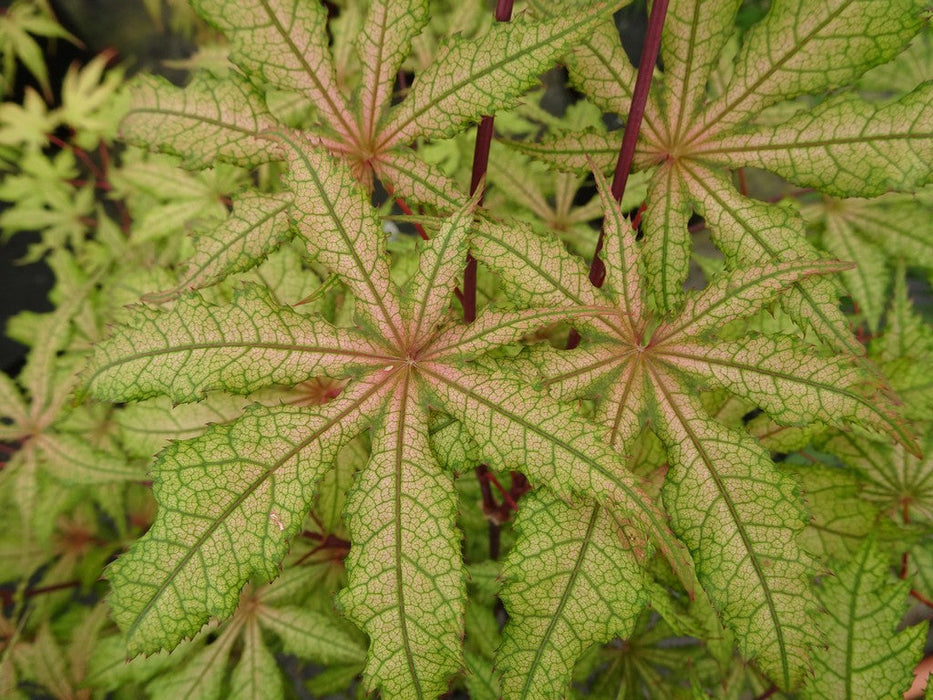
[0,580,80,607]
[295,531,352,565]
[589,0,670,289]
[469,119,494,206]
[737,167,748,196]
[484,469,518,509]
[894,485,933,607]
[754,686,778,700]
[383,182,429,240]
[467,0,515,559]
[464,0,515,324]
[568,0,670,351]
[475,464,500,559]
[48,135,105,181]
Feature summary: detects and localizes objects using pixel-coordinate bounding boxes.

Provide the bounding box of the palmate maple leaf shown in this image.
[800,187,933,332]
[802,538,926,699]
[80,141,694,698]
[512,0,933,353]
[0,286,143,535]
[825,430,933,527]
[88,566,366,698]
[869,264,933,422]
[481,173,918,690]
[119,0,613,302]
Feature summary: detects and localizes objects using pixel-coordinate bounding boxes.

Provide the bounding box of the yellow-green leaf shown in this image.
[106,389,378,654]
[498,491,648,698]
[339,378,464,699]
[121,74,283,169]
[803,539,925,699]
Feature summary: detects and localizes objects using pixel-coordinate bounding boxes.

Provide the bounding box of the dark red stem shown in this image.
[754,686,778,700]
[464,0,515,324]
[610,0,669,203]
[589,0,670,289]
[48,134,105,181]
[467,0,515,558]
[898,503,929,606]
[469,119,495,205]
[384,182,429,240]
[475,465,497,508]
[567,0,669,352]
[910,589,933,608]
[0,580,80,607]
[52,136,133,233]
[631,201,647,230]
[481,468,518,510]
[509,472,530,501]
[294,531,352,565]
[474,467,500,560]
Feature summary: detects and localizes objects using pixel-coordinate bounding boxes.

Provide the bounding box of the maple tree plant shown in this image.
[1,0,933,698]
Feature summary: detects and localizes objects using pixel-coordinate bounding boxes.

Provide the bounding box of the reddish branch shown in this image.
[631,201,647,231]
[0,580,80,608]
[897,501,933,607]
[569,0,669,355]
[383,181,429,241]
[464,0,517,558]
[588,0,670,289]
[736,167,748,196]
[295,530,352,564]
[464,0,515,324]
[475,468,530,560]
[48,134,106,181]
[49,135,133,232]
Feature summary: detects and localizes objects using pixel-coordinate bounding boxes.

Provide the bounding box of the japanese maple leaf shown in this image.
[802,539,925,699]
[513,0,932,353]
[800,188,933,332]
[81,141,692,698]
[119,0,612,301]
[88,566,366,698]
[481,172,917,689]
[825,430,933,527]
[495,487,653,697]
[0,290,142,533]
[868,263,933,422]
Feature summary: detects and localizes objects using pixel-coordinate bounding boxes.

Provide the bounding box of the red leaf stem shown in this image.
[383,180,429,241]
[754,686,779,700]
[468,0,516,558]
[589,0,670,289]
[631,201,647,230]
[393,196,429,241]
[482,468,518,510]
[463,0,515,323]
[910,589,933,608]
[47,134,105,182]
[0,580,80,607]
[568,3,669,350]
